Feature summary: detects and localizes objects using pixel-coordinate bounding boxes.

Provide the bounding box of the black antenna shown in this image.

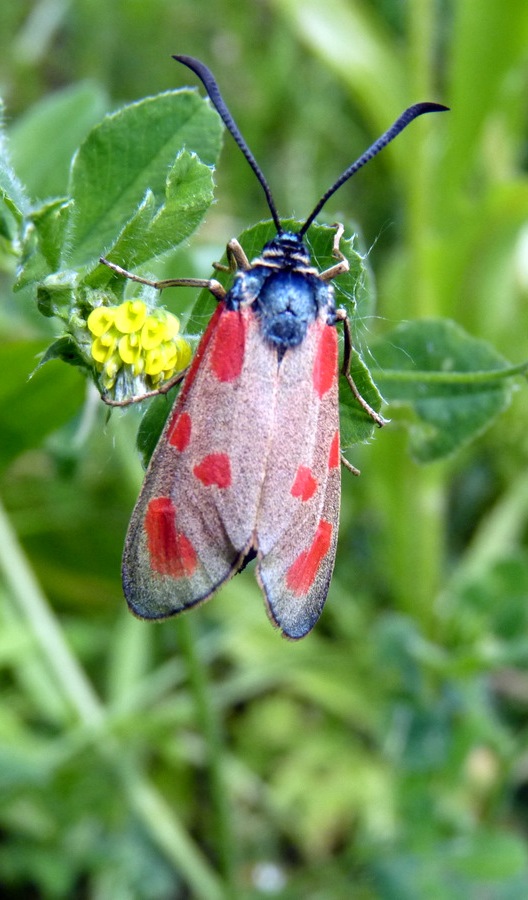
[299,102,449,237]
[174,56,448,240]
[174,55,283,234]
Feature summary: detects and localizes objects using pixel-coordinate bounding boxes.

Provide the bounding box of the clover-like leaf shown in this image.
[370,319,523,461]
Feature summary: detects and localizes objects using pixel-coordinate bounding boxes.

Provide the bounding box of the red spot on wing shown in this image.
[286,519,333,596]
[168,412,191,451]
[329,431,340,468]
[210,311,246,382]
[313,325,338,398]
[193,453,232,488]
[176,303,225,407]
[291,465,318,501]
[145,497,198,578]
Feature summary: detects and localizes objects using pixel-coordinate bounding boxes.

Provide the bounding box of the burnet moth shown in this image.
[102,56,447,639]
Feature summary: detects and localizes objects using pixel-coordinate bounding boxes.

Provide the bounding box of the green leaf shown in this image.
[15,197,72,290]
[37,336,92,374]
[0,102,29,228]
[99,150,216,275]
[339,352,383,448]
[8,81,108,201]
[64,90,223,268]
[370,319,518,461]
[34,273,81,322]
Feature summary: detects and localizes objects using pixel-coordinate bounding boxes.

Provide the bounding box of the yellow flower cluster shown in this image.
[87,300,192,391]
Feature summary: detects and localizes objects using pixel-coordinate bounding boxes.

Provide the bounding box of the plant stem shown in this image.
[375,0,445,630]
[177,615,237,896]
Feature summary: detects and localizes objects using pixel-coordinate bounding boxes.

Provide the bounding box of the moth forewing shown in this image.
[115,55,447,636]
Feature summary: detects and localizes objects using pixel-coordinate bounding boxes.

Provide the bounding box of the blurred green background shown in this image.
[1,0,528,897]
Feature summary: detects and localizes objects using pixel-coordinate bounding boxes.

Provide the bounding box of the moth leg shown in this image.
[319,223,350,282]
[212,238,250,273]
[99,257,226,300]
[340,453,360,477]
[336,308,386,428]
[101,367,189,408]
[98,255,224,407]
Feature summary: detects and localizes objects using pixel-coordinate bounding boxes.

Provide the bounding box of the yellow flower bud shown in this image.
[87,307,115,336]
[161,343,178,371]
[144,347,165,375]
[163,312,181,340]
[86,297,191,395]
[141,316,166,350]
[176,337,192,369]
[102,355,121,389]
[118,333,141,365]
[114,300,148,334]
[91,333,117,363]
